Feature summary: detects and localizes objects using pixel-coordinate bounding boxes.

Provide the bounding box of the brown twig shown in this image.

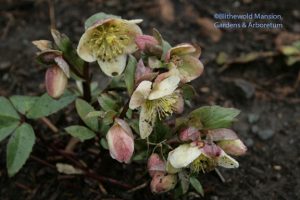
[30,155,56,169]
[127,181,149,193]
[215,168,226,183]
[40,117,59,133]
[119,99,130,119]
[48,0,56,29]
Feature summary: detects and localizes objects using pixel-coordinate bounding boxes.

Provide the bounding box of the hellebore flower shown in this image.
[167,142,239,174]
[106,118,134,163]
[45,65,68,99]
[208,128,247,156]
[129,74,181,138]
[150,172,177,193]
[77,18,142,77]
[179,127,201,142]
[166,43,204,83]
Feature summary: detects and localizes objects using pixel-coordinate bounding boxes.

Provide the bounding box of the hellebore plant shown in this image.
[0,12,247,197]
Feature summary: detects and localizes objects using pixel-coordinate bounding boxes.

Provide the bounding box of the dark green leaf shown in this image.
[10,96,39,115]
[6,123,35,177]
[124,55,137,95]
[98,94,118,112]
[84,12,121,30]
[102,110,117,125]
[26,92,76,119]
[189,177,204,197]
[0,97,20,120]
[65,125,96,141]
[179,171,190,194]
[75,99,99,131]
[0,122,19,142]
[132,150,148,161]
[181,84,196,100]
[189,106,240,130]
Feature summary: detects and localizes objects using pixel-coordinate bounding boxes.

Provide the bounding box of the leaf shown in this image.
[9,96,39,115]
[181,84,196,100]
[132,150,148,161]
[102,110,117,125]
[86,111,105,118]
[97,94,118,112]
[65,125,96,142]
[0,97,20,120]
[26,92,76,119]
[189,106,240,130]
[84,12,121,30]
[6,123,35,177]
[179,171,190,194]
[100,138,108,150]
[0,122,19,142]
[189,176,204,197]
[75,99,99,131]
[124,55,137,95]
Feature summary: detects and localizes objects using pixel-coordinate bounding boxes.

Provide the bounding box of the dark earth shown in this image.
[0,0,300,199]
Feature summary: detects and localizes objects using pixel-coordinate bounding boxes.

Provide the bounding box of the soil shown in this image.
[0,0,299,199]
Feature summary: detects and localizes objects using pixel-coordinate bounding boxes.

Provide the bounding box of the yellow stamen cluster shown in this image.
[190,154,216,173]
[145,93,179,120]
[88,23,130,62]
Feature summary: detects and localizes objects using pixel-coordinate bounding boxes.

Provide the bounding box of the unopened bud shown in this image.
[217,139,247,156]
[150,172,177,193]
[45,65,68,99]
[179,127,200,142]
[135,35,159,51]
[147,153,165,177]
[106,118,134,163]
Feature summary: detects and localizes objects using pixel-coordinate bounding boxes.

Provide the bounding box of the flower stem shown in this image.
[82,62,91,102]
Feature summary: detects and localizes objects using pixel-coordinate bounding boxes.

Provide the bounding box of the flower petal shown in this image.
[217,139,247,156]
[139,104,157,139]
[168,144,202,169]
[98,54,127,77]
[147,153,166,177]
[148,75,180,100]
[177,55,204,83]
[129,81,152,109]
[217,150,239,168]
[77,29,97,62]
[170,43,196,56]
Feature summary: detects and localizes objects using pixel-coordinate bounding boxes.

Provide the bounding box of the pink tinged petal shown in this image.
[217,150,239,168]
[174,91,184,114]
[201,142,222,158]
[45,66,68,99]
[217,139,247,156]
[139,104,157,139]
[135,59,152,82]
[54,56,70,78]
[150,172,177,193]
[97,54,127,77]
[148,75,180,100]
[208,128,238,141]
[120,21,142,54]
[135,35,159,51]
[32,40,52,51]
[76,29,97,62]
[106,119,134,163]
[147,153,166,177]
[170,43,197,56]
[168,144,202,169]
[36,50,62,64]
[177,55,204,83]
[179,127,201,142]
[129,81,152,110]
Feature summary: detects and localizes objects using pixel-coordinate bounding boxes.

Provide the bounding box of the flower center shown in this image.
[190,154,216,173]
[88,23,130,62]
[145,93,179,120]
[170,55,184,67]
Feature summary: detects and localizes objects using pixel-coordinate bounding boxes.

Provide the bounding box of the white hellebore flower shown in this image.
[77,18,142,77]
[167,142,239,174]
[129,74,181,139]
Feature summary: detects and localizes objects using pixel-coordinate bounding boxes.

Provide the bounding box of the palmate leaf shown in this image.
[26,92,76,119]
[188,105,240,130]
[75,99,99,131]
[6,123,35,177]
[65,125,96,142]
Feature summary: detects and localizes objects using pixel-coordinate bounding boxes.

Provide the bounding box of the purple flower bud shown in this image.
[45,65,68,99]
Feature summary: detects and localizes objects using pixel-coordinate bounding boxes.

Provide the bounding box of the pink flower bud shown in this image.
[179,127,200,142]
[45,65,68,99]
[217,139,247,156]
[150,172,177,193]
[147,153,166,177]
[135,35,159,51]
[106,118,134,163]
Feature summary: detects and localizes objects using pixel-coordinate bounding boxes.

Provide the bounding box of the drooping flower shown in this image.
[129,74,181,138]
[165,43,204,83]
[150,172,177,193]
[208,128,247,156]
[106,118,134,163]
[147,153,166,177]
[77,18,142,77]
[45,65,68,99]
[167,142,239,174]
